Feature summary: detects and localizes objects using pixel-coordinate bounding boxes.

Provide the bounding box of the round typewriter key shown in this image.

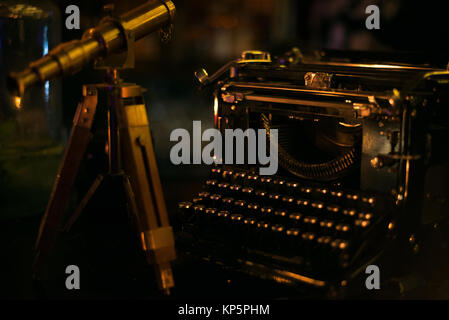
[242,187,254,195]
[270,224,285,251]
[209,194,222,206]
[245,174,259,188]
[273,179,285,185]
[221,197,234,210]
[311,202,324,210]
[209,194,221,200]
[301,232,317,257]
[211,167,221,176]
[272,179,286,193]
[282,196,295,203]
[330,190,345,204]
[260,177,272,184]
[247,202,259,210]
[316,188,328,195]
[255,190,268,201]
[205,207,217,215]
[286,228,300,236]
[217,210,230,220]
[233,171,247,184]
[285,181,300,196]
[178,201,192,210]
[178,201,193,221]
[259,177,273,191]
[319,220,334,235]
[243,217,258,243]
[363,196,375,205]
[310,202,325,218]
[198,191,210,198]
[229,184,240,191]
[342,208,357,221]
[192,197,204,204]
[255,221,271,250]
[288,213,302,227]
[354,219,371,234]
[229,214,245,241]
[325,204,341,220]
[330,239,342,250]
[338,240,349,250]
[204,207,218,224]
[229,184,242,197]
[230,213,244,222]
[206,179,217,186]
[314,187,330,202]
[284,228,302,256]
[345,192,361,207]
[234,199,246,210]
[274,210,288,217]
[282,196,295,210]
[296,198,309,208]
[326,204,340,213]
[244,217,257,226]
[208,194,221,207]
[274,209,288,224]
[330,238,350,265]
[260,206,274,219]
[222,170,234,181]
[192,205,206,224]
[303,216,318,232]
[272,224,285,232]
[257,221,270,229]
[358,212,374,220]
[205,179,218,191]
[286,182,299,188]
[317,235,332,245]
[335,223,351,238]
[247,203,260,216]
[316,235,333,267]
[193,204,205,213]
[300,187,313,197]
[268,193,281,206]
[241,187,254,201]
[268,193,281,200]
[217,182,230,193]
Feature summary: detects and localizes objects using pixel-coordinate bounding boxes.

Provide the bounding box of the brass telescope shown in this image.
[7,0,175,97]
[6,0,178,295]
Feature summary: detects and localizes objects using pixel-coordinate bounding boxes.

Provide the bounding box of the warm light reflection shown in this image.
[14,96,22,109]
[213,96,218,126]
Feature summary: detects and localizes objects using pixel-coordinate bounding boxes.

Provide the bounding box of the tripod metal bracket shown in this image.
[74,86,98,128]
[141,227,175,254]
[92,16,136,70]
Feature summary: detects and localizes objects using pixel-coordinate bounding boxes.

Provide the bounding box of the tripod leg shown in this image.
[123,174,140,223]
[118,101,176,295]
[64,174,105,232]
[33,89,98,275]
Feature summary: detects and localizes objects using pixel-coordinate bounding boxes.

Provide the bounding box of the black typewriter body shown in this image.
[176,50,449,297]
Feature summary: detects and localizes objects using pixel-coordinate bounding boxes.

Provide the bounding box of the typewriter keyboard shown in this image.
[177,167,388,286]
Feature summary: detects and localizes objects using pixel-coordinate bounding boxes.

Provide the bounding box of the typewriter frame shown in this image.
[181,51,449,296]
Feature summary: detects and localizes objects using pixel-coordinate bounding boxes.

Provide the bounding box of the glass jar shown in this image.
[0,0,63,219]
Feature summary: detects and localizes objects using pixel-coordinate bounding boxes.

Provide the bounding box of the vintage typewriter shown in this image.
[176,49,449,297]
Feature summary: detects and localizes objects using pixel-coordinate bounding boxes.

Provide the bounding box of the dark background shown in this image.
[1,0,449,299]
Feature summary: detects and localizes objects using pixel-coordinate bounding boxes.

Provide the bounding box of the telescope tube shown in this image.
[7,0,175,96]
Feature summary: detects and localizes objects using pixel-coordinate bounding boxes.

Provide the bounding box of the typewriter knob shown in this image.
[194,68,209,85]
[239,50,271,63]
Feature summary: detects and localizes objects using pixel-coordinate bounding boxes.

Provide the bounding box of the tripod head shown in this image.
[7,0,175,97]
